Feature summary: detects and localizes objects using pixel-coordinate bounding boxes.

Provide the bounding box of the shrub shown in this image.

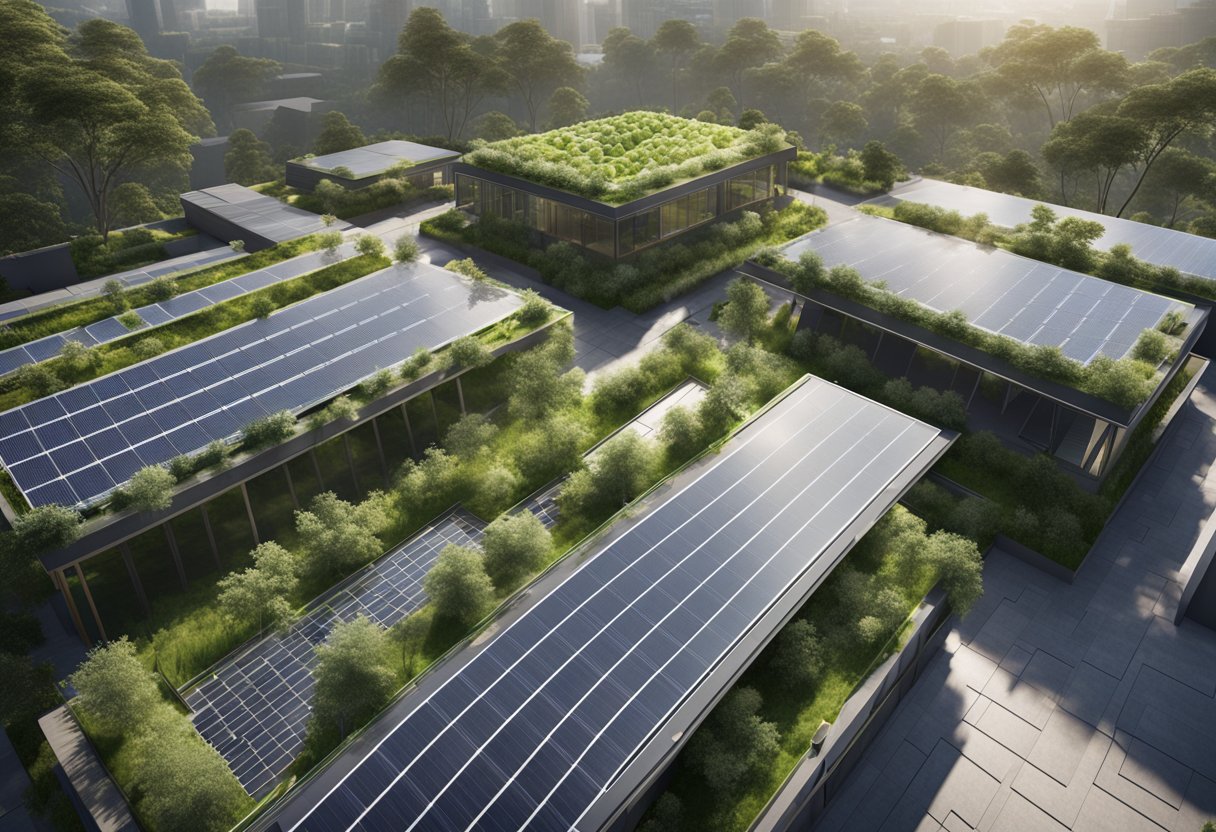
[1132,329,1171,365]
[296,491,387,575]
[242,410,296,449]
[448,335,492,369]
[145,276,176,302]
[354,233,386,258]
[697,374,750,438]
[131,337,165,360]
[309,615,396,740]
[400,347,433,380]
[318,230,344,254]
[358,368,394,399]
[445,257,489,282]
[216,541,298,631]
[516,289,551,327]
[112,465,175,512]
[513,414,589,483]
[559,430,658,517]
[59,339,103,373]
[69,638,162,735]
[117,310,143,330]
[686,686,780,795]
[102,279,127,312]
[766,619,824,691]
[394,235,421,263]
[250,295,276,319]
[659,405,704,462]
[10,504,81,555]
[443,413,498,458]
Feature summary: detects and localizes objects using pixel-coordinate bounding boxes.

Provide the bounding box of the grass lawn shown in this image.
[0,236,323,349]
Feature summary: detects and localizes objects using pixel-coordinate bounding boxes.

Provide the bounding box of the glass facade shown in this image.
[457,161,779,258]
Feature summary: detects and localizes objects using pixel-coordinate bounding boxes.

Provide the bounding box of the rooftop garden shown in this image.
[464,112,790,203]
[752,247,1185,409]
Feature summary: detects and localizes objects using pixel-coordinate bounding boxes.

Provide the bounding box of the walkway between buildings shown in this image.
[811,364,1216,832]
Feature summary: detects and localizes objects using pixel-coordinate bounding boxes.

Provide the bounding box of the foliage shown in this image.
[354,233,386,259]
[117,309,143,330]
[423,543,495,627]
[394,235,421,263]
[516,289,552,327]
[168,440,227,483]
[313,111,367,156]
[718,278,770,342]
[448,335,492,369]
[295,491,388,577]
[241,410,296,450]
[250,294,275,319]
[443,413,498,458]
[111,464,174,512]
[558,430,659,519]
[686,687,780,794]
[481,511,552,590]
[309,615,396,740]
[445,257,489,281]
[9,503,81,554]
[423,201,825,312]
[69,638,161,736]
[217,541,298,631]
[225,128,276,185]
[507,330,583,421]
[465,112,788,203]
[765,619,824,692]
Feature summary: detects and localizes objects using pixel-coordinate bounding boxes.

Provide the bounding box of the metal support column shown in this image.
[163,523,187,590]
[370,417,390,488]
[400,403,417,456]
[56,570,90,645]
[74,564,107,643]
[342,433,358,491]
[121,543,151,617]
[456,377,467,416]
[199,503,222,569]
[283,463,299,510]
[241,481,260,545]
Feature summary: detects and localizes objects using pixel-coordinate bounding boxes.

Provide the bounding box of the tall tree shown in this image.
[14,16,210,239]
[1114,67,1216,217]
[423,544,495,627]
[651,19,699,112]
[192,45,280,132]
[1140,148,1216,227]
[1041,111,1146,211]
[911,74,972,161]
[546,87,589,128]
[216,541,298,631]
[376,8,505,141]
[495,19,583,131]
[603,27,657,107]
[991,24,1129,129]
[819,100,867,146]
[68,638,162,735]
[312,110,366,155]
[310,615,396,739]
[224,128,276,185]
[715,18,783,108]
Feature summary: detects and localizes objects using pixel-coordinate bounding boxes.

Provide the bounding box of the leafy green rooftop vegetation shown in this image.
[464,112,789,203]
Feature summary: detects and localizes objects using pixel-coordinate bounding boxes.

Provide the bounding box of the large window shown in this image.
[726,165,775,211]
[529,195,613,256]
[659,185,718,240]
[617,207,661,256]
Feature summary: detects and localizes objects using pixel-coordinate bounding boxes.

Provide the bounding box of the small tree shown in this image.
[697,374,750,438]
[508,340,583,421]
[116,465,175,512]
[295,491,387,575]
[310,615,395,739]
[11,504,82,554]
[318,229,343,254]
[242,410,296,449]
[102,279,127,312]
[687,686,779,794]
[217,541,298,631]
[859,140,901,189]
[513,413,588,483]
[58,341,100,375]
[659,405,704,462]
[69,638,162,735]
[718,278,770,343]
[129,722,249,832]
[482,511,551,590]
[358,369,394,399]
[309,395,359,429]
[391,613,429,676]
[424,544,495,627]
[394,235,420,263]
[131,337,165,360]
[559,430,658,517]
[924,531,984,615]
[400,347,433,380]
[517,289,551,326]
[117,310,144,331]
[354,233,386,259]
[448,335,492,369]
[230,239,246,253]
[547,86,589,128]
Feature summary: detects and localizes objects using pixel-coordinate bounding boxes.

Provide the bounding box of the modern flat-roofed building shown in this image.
[285,140,461,192]
[741,214,1207,480]
[252,374,953,832]
[180,183,348,251]
[453,112,796,259]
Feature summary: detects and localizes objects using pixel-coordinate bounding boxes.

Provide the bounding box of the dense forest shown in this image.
[2,0,1215,258]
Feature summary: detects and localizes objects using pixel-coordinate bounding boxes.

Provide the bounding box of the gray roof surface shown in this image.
[882,179,1216,282]
[181,184,336,244]
[301,141,460,178]
[777,215,1191,365]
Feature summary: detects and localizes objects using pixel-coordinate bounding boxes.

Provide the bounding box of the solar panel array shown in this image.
[0,263,524,509]
[187,511,485,798]
[0,244,356,377]
[285,377,941,832]
[181,185,344,245]
[883,179,1216,282]
[779,216,1188,365]
[305,141,461,178]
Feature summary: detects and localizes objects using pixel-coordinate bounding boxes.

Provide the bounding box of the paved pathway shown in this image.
[812,366,1216,832]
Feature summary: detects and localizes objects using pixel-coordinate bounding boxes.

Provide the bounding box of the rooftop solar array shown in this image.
[0,244,356,377]
[181,184,344,246]
[188,511,485,798]
[882,179,1216,283]
[777,216,1189,365]
[303,141,461,178]
[283,376,943,832]
[0,263,523,509]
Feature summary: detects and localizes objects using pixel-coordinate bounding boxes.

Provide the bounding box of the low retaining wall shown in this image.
[750,586,951,832]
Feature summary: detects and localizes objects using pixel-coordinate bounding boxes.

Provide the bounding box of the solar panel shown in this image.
[279,377,944,832]
[302,141,459,178]
[0,244,364,380]
[0,263,524,509]
[777,216,1190,365]
[186,511,485,798]
[881,179,1216,283]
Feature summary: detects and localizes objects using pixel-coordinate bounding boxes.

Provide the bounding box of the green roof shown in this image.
[463,112,789,204]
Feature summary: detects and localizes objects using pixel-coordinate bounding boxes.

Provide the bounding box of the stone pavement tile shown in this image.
[1010,728,1112,828]
[1134,705,1216,784]
[863,699,928,771]
[1081,611,1153,680]
[986,792,1069,832]
[1026,709,1097,786]
[1021,650,1074,702]
[1056,661,1119,732]
[1172,772,1216,832]
[839,741,928,832]
[1092,730,1184,828]
[1135,618,1216,697]
[1153,580,1183,621]
[944,722,1022,782]
[942,811,972,832]
[998,645,1033,677]
[1121,737,1192,811]
[965,600,1032,665]
[1070,785,1166,832]
[973,700,1041,759]
[881,740,999,831]
[963,695,990,728]
[813,760,884,832]
[981,668,1056,730]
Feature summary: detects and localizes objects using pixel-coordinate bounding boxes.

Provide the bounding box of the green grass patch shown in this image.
[70,227,198,280]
